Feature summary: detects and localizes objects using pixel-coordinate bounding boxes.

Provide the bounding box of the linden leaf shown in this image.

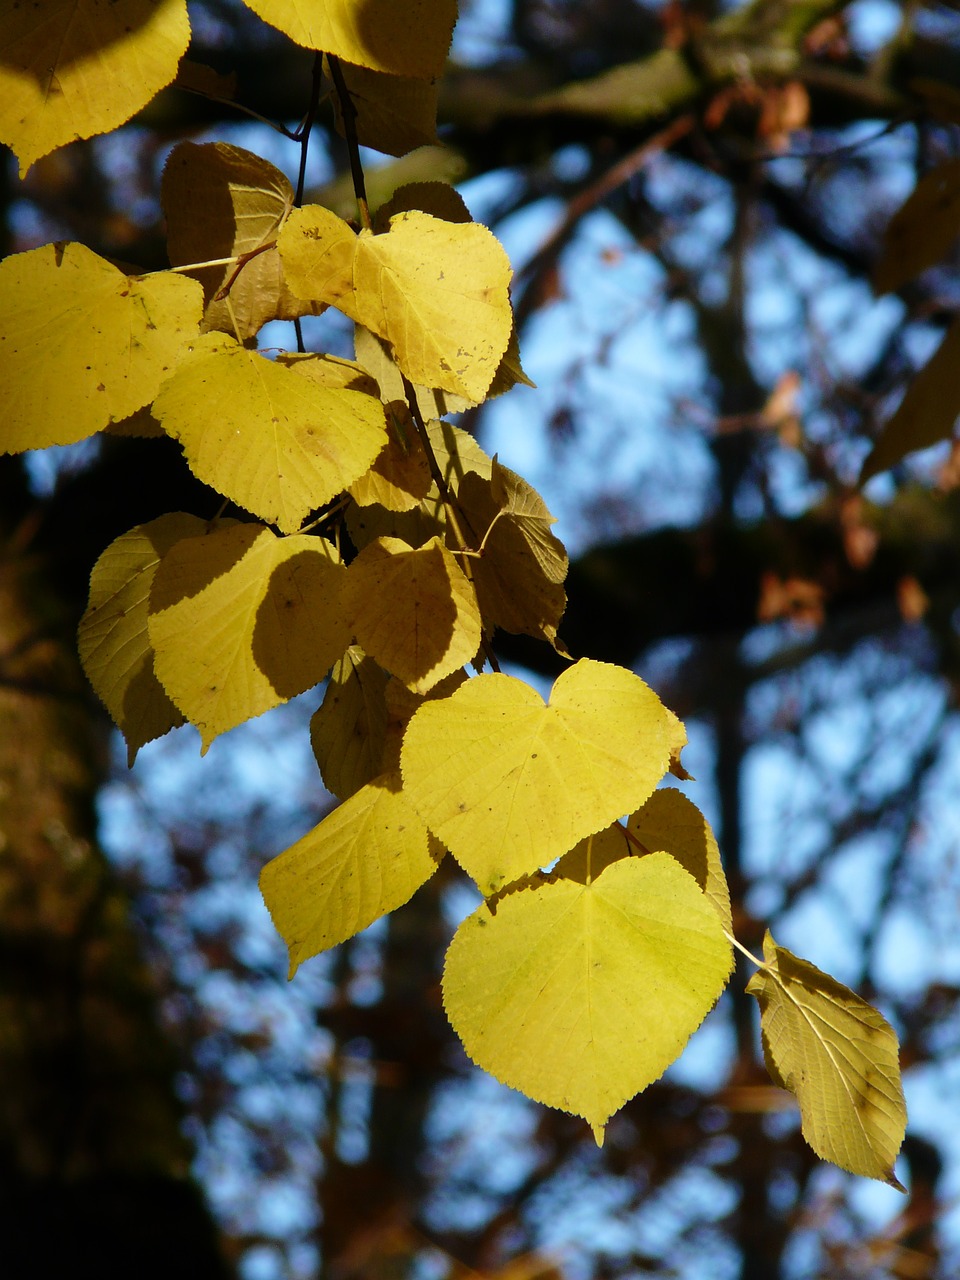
[259,771,443,977]
[280,206,514,402]
[345,536,482,693]
[373,181,471,232]
[401,659,682,894]
[746,932,907,1188]
[276,351,379,397]
[627,788,732,933]
[310,647,390,801]
[161,141,322,340]
[458,460,568,646]
[443,852,733,1135]
[331,59,440,158]
[148,522,349,751]
[874,160,960,294]
[152,333,388,533]
[346,418,492,550]
[860,318,960,482]
[347,401,432,512]
[240,0,456,80]
[78,513,209,764]
[0,243,202,454]
[0,0,190,176]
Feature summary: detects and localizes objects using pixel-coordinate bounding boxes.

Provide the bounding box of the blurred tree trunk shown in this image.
[0,460,229,1280]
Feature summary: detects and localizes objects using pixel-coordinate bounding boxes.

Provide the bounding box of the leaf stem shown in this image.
[726,931,763,968]
[328,55,372,231]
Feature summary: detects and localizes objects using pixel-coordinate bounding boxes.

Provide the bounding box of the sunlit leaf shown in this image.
[152,333,388,533]
[0,243,202,453]
[78,513,208,763]
[240,0,456,79]
[161,141,322,339]
[310,647,390,801]
[401,659,683,893]
[345,536,481,692]
[260,771,443,976]
[280,206,513,402]
[443,852,732,1136]
[746,931,907,1187]
[148,522,349,751]
[0,0,190,175]
[627,787,732,933]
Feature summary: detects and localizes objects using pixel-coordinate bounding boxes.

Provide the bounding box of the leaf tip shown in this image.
[590,1121,606,1148]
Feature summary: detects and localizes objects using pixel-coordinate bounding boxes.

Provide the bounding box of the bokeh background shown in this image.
[3,1,960,1277]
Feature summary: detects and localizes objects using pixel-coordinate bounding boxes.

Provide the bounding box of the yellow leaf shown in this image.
[874,160,960,294]
[0,243,202,454]
[458,459,568,645]
[148,522,349,751]
[345,536,482,693]
[627,788,732,933]
[401,659,680,893]
[345,418,492,550]
[746,932,907,1188]
[0,0,190,175]
[276,351,379,397]
[161,141,323,340]
[443,852,732,1132]
[78,514,209,763]
[241,0,456,80]
[331,60,439,158]
[152,333,388,533]
[860,318,960,482]
[373,181,472,231]
[259,771,443,977]
[280,206,514,401]
[310,647,390,801]
[348,401,432,511]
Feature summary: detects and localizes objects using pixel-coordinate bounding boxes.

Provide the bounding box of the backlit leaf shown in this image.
[78,513,207,763]
[162,141,322,340]
[627,787,732,933]
[277,351,379,397]
[0,243,202,453]
[860,318,960,482]
[746,931,907,1187]
[401,659,683,893]
[152,334,388,533]
[259,771,443,977]
[331,60,440,158]
[0,0,190,175]
[149,522,349,751]
[458,460,568,645]
[345,536,481,692]
[280,206,513,401]
[348,402,432,511]
[874,160,960,294]
[310,648,390,801]
[240,0,456,80]
[443,852,732,1136]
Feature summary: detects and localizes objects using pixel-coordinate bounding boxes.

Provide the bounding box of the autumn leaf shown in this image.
[260,770,443,976]
[345,536,482,692]
[148,522,349,751]
[874,160,960,294]
[0,0,190,175]
[161,141,322,339]
[443,852,732,1137]
[78,514,208,763]
[240,0,456,80]
[401,659,684,893]
[279,205,513,402]
[330,59,440,158]
[0,243,202,453]
[310,648,390,801]
[152,333,388,533]
[746,931,907,1188]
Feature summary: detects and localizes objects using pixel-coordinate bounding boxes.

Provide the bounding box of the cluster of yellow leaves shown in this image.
[0,0,906,1183]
